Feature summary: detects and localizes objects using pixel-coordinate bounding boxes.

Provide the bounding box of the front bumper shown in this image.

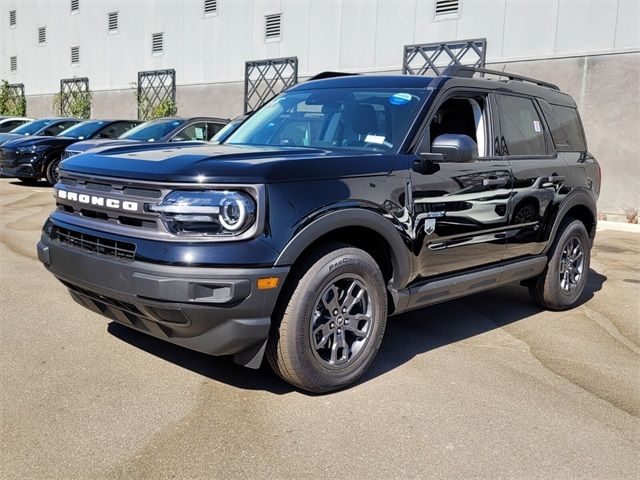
[0,150,44,178]
[37,233,289,368]
[0,163,38,178]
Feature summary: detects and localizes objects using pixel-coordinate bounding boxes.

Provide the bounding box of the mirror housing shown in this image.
[430,134,478,163]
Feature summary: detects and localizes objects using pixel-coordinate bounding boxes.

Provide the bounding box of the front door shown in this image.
[410,91,513,280]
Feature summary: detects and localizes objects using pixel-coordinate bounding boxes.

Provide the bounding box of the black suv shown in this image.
[38,67,600,393]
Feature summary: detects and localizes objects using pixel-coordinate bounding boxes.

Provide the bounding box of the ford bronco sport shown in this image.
[38,67,600,393]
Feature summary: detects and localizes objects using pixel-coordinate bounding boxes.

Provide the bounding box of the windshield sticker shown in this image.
[365,134,385,144]
[533,120,542,132]
[389,93,412,106]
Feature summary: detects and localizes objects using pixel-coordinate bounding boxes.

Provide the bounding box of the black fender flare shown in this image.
[274,208,412,290]
[543,190,597,254]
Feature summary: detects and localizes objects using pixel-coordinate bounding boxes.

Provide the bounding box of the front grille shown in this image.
[54,226,136,260]
[56,174,163,231]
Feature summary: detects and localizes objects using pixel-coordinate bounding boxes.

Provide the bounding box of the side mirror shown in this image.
[430,134,478,163]
[170,135,189,142]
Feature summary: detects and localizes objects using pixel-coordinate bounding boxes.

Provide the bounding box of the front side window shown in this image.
[0,120,28,133]
[42,121,79,136]
[96,121,138,139]
[120,119,185,142]
[497,95,547,156]
[173,122,209,141]
[226,87,428,152]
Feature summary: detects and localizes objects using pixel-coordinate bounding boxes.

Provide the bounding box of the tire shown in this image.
[266,243,387,393]
[45,156,62,186]
[529,218,591,310]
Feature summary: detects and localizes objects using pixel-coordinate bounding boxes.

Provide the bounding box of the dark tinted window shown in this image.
[207,122,226,140]
[551,105,586,152]
[0,120,27,133]
[96,121,138,139]
[42,121,79,136]
[497,95,547,156]
[58,121,108,139]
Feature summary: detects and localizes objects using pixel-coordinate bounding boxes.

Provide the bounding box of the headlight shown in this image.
[149,190,257,237]
[17,145,46,154]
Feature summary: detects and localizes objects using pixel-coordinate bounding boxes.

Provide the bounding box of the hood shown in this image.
[65,138,137,154]
[0,133,24,146]
[3,135,76,150]
[60,143,395,183]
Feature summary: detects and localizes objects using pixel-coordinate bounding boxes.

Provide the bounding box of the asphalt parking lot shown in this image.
[1,177,638,480]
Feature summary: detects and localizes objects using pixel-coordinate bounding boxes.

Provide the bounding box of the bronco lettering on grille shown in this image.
[56,189,139,212]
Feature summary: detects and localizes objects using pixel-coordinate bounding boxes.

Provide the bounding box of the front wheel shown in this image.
[266,244,387,393]
[45,156,62,186]
[529,219,591,310]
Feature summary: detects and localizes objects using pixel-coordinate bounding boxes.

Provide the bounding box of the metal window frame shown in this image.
[70,0,79,13]
[244,56,297,113]
[10,56,17,72]
[59,77,90,117]
[9,9,16,27]
[137,69,176,121]
[38,26,46,45]
[5,83,26,116]
[204,0,218,16]
[264,13,282,42]
[402,38,486,76]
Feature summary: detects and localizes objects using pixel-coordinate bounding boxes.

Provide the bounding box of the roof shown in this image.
[291,74,436,91]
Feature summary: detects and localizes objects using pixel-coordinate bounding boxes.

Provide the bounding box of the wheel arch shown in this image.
[274,208,412,292]
[544,191,597,254]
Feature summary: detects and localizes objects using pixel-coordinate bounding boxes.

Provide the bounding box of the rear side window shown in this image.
[497,95,548,156]
[551,105,586,152]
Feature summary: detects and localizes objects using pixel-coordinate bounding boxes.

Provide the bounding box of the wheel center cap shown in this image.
[336,316,344,325]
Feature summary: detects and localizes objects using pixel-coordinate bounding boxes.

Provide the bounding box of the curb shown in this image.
[596,220,640,233]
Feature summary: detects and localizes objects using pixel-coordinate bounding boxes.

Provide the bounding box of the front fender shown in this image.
[274,208,412,290]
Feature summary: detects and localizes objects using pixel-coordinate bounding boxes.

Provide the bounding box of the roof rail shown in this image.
[306,71,359,81]
[442,65,560,91]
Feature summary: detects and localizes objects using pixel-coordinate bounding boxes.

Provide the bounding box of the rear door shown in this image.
[495,94,571,259]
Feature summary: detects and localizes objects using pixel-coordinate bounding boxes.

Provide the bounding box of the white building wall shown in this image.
[2,0,638,94]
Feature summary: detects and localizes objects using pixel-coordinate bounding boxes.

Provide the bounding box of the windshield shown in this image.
[58,121,107,139]
[10,118,55,135]
[211,117,245,143]
[225,88,427,152]
[120,119,185,142]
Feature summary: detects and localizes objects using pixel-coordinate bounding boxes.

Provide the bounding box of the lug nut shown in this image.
[345,319,350,325]
[337,327,342,334]
[342,307,347,313]
[330,322,335,328]
[333,309,338,315]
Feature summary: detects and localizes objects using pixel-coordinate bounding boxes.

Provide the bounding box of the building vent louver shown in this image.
[71,46,80,65]
[71,0,79,12]
[435,0,460,17]
[9,10,16,27]
[152,32,164,54]
[108,12,118,32]
[265,13,282,41]
[204,0,218,15]
[38,27,46,44]
[10,56,17,72]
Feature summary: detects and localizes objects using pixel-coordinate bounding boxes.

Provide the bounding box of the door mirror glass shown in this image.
[431,134,478,163]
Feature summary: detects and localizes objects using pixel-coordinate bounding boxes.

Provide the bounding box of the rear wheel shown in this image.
[45,156,62,186]
[266,244,387,393]
[529,218,591,310]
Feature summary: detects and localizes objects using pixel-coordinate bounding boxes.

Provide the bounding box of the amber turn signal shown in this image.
[257,277,279,289]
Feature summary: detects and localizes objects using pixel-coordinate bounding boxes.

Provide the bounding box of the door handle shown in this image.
[482,176,509,187]
[547,174,565,183]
